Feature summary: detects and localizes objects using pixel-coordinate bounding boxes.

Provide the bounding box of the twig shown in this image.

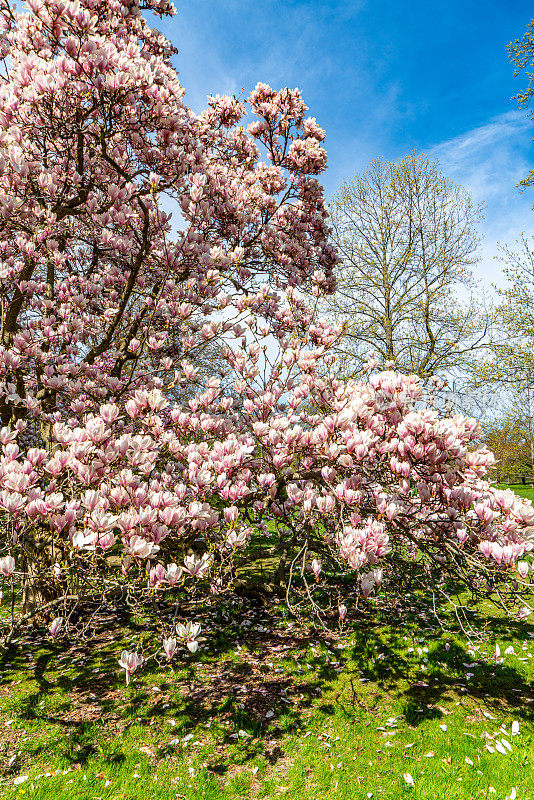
[2,594,79,648]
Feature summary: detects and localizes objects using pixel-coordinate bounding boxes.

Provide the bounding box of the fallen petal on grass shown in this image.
[403,772,414,787]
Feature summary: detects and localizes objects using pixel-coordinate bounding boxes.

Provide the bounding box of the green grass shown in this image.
[497,483,534,502]
[0,594,532,800]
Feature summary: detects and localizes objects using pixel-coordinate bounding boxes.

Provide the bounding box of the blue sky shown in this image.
[156,0,534,286]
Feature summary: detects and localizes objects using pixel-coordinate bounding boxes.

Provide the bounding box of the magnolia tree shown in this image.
[0,0,532,680]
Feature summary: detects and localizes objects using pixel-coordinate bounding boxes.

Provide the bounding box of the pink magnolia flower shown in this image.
[163,637,177,660]
[311,559,322,579]
[148,563,166,588]
[125,399,138,419]
[338,604,347,620]
[517,561,529,579]
[126,535,159,559]
[183,553,211,578]
[49,617,63,638]
[0,555,15,577]
[165,563,183,585]
[223,506,239,523]
[99,403,119,424]
[227,529,249,548]
[118,651,143,685]
[188,501,218,531]
[491,543,504,564]
[361,572,375,598]
[0,491,25,515]
[176,621,201,653]
[478,541,492,559]
[457,527,468,545]
[98,533,116,550]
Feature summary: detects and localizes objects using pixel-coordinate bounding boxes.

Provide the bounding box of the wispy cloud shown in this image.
[429,111,533,202]
[428,111,534,285]
[157,2,534,289]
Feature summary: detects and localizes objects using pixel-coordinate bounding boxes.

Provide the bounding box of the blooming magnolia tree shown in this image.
[0,0,532,675]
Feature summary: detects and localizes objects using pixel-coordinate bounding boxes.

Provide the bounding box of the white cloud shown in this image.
[428,111,534,287]
[429,111,533,201]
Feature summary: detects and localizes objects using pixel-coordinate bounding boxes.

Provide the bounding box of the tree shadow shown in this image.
[0,592,532,776]
[340,608,533,727]
[0,596,336,772]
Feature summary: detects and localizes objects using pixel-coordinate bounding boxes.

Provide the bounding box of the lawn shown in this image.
[497,484,534,503]
[0,591,532,800]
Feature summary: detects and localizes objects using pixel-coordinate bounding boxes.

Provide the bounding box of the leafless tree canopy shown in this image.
[322,154,491,385]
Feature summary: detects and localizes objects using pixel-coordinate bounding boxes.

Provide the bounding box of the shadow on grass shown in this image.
[0,593,532,775]
[0,597,334,773]
[340,605,533,727]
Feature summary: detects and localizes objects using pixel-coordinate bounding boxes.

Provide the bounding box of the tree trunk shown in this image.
[21,530,61,616]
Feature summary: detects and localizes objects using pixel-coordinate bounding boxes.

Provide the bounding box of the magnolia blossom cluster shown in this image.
[0,0,337,441]
[1,369,532,611]
[0,360,533,677]
[0,0,532,681]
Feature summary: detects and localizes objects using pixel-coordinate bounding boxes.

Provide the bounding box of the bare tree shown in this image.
[322,154,490,386]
